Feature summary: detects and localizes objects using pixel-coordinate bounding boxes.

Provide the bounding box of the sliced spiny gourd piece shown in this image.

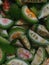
[31,47,46,65]
[20,34,31,49]
[0,29,8,38]
[16,48,33,61]
[0,47,5,64]
[9,26,25,41]
[21,6,38,24]
[0,18,13,29]
[39,3,49,19]
[33,24,49,38]
[6,58,30,65]
[28,30,49,46]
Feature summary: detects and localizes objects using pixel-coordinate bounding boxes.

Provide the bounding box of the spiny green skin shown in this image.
[0,48,6,64]
[6,58,30,65]
[27,30,49,47]
[16,48,33,62]
[21,6,38,24]
[31,47,46,65]
[7,4,21,21]
[0,36,10,44]
[0,21,13,30]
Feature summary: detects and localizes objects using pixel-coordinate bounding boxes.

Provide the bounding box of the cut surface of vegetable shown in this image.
[20,34,31,49]
[31,47,46,65]
[28,30,49,46]
[21,6,38,24]
[36,24,49,37]
[39,3,49,19]
[0,18,13,29]
[6,58,29,65]
[9,27,25,41]
[16,48,33,61]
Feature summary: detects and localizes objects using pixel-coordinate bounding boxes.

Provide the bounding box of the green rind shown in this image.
[27,30,49,46]
[0,36,10,44]
[16,48,33,62]
[31,47,46,65]
[21,6,38,24]
[0,47,6,64]
[6,58,30,65]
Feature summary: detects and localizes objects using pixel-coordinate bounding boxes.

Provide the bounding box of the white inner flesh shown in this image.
[0,18,12,26]
[17,48,32,59]
[38,25,49,33]
[10,31,23,41]
[31,47,43,65]
[39,4,49,19]
[0,0,2,5]
[29,30,49,44]
[24,6,37,20]
[7,59,28,65]
[2,30,8,35]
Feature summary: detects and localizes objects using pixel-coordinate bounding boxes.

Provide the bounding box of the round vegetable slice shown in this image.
[0,18,13,29]
[39,3,49,19]
[20,34,31,49]
[31,47,46,65]
[21,6,38,24]
[16,48,33,61]
[9,26,25,41]
[0,48,5,64]
[6,58,29,65]
[28,30,49,46]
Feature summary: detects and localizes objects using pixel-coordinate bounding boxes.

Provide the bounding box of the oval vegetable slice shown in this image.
[21,6,38,24]
[0,48,5,64]
[6,58,29,65]
[31,24,49,38]
[28,30,49,46]
[20,34,31,49]
[16,48,33,61]
[9,26,25,41]
[31,47,46,65]
[0,18,13,29]
[39,3,49,19]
